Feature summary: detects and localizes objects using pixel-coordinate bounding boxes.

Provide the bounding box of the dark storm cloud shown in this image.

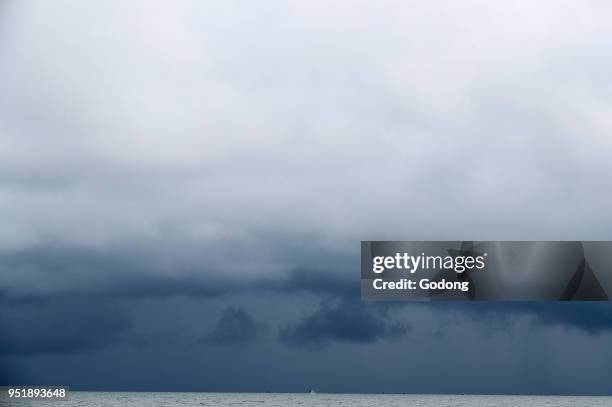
[271,268,612,337]
[264,268,358,300]
[1,0,612,395]
[1,245,359,303]
[444,302,612,335]
[533,303,612,333]
[203,306,266,346]
[270,269,612,338]
[0,297,130,355]
[0,245,241,302]
[3,244,611,349]
[279,300,409,349]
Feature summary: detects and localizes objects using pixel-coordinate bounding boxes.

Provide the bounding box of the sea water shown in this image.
[4,392,612,407]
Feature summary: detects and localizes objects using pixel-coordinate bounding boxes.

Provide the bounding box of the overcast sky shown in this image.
[1,0,612,395]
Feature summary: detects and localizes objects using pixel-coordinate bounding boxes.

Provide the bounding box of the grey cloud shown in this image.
[1,1,612,258]
[450,302,612,335]
[4,244,611,341]
[264,268,358,300]
[0,297,131,355]
[279,300,409,349]
[204,306,266,346]
[0,245,356,303]
[420,302,612,337]
[0,245,243,302]
[1,0,612,395]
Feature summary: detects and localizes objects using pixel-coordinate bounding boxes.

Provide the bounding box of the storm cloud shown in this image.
[280,300,409,349]
[449,302,612,335]
[0,297,131,355]
[204,306,266,346]
[1,0,612,395]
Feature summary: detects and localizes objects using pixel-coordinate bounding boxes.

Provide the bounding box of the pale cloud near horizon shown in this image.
[1,0,612,266]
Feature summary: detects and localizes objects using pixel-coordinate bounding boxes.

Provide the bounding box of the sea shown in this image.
[3,392,612,407]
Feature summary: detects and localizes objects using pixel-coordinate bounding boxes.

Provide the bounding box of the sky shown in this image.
[1,0,612,395]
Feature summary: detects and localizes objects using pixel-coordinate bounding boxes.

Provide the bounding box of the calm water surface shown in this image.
[4,392,612,407]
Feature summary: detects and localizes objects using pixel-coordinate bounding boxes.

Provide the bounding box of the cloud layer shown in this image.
[1,0,612,260]
[2,0,612,395]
